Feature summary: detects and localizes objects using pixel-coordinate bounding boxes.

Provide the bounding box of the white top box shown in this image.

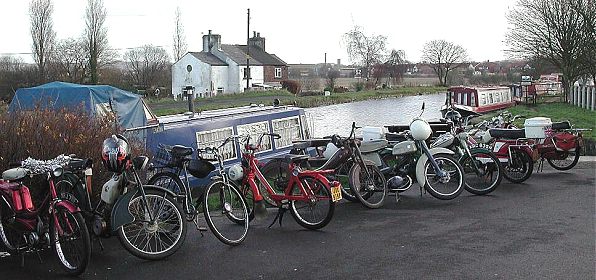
[362,126,385,141]
[524,117,552,138]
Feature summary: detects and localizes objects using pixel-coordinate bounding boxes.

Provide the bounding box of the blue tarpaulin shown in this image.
[8,81,154,129]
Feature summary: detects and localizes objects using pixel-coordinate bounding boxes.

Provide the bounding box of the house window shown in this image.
[272,117,302,148]
[217,87,224,94]
[196,127,236,161]
[237,121,271,152]
[243,67,251,79]
[275,67,282,78]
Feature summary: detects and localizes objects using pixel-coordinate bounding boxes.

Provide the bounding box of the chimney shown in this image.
[202,30,221,52]
[248,31,265,51]
[337,59,341,67]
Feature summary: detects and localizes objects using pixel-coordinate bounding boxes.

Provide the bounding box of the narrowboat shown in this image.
[441,86,515,115]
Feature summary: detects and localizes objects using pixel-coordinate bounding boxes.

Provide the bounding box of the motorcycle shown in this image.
[375,103,466,201]
[57,135,188,260]
[0,155,91,275]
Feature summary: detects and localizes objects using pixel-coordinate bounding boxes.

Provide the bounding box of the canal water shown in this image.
[305,93,446,137]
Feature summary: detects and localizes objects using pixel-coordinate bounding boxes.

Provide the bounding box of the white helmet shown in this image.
[227,164,244,181]
[410,118,432,140]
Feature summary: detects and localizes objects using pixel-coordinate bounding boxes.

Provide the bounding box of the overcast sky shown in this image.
[0,0,518,64]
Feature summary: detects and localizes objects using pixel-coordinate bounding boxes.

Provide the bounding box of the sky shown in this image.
[0,0,518,65]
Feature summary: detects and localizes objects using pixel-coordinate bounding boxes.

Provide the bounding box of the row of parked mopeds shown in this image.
[0,103,587,276]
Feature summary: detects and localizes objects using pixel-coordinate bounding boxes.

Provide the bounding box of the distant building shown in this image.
[172,31,287,99]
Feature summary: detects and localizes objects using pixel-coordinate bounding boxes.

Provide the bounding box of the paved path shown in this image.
[1,163,594,279]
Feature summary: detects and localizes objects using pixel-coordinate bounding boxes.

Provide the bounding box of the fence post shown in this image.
[592,86,595,111]
[574,86,578,106]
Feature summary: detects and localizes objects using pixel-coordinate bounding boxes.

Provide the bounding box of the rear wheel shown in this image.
[424,154,465,200]
[503,149,534,183]
[148,172,184,195]
[118,189,187,260]
[547,146,581,170]
[461,150,503,195]
[349,160,387,208]
[51,208,91,276]
[0,206,25,255]
[203,181,249,246]
[290,177,335,230]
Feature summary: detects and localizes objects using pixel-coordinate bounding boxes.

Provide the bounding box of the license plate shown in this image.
[330,185,342,202]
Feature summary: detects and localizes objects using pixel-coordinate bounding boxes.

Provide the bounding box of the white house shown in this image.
[172,31,288,99]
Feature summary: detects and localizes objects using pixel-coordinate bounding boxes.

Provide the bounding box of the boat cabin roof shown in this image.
[157,105,302,125]
[448,86,509,94]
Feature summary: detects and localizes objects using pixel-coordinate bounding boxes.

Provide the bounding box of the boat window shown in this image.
[272,117,302,148]
[238,121,272,152]
[196,127,236,161]
[470,94,476,106]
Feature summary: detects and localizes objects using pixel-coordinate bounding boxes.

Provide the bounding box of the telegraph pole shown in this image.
[246,8,250,92]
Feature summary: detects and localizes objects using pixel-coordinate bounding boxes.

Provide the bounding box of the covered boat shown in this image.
[441,86,515,115]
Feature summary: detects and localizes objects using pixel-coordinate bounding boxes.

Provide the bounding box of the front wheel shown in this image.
[461,150,503,195]
[503,149,534,183]
[51,208,91,276]
[203,180,249,246]
[118,189,187,260]
[349,160,387,208]
[547,146,581,170]
[423,154,465,200]
[290,177,335,230]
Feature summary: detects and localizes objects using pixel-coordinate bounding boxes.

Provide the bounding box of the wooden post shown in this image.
[591,86,595,111]
[583,86,588,109]
[573,86,578,106]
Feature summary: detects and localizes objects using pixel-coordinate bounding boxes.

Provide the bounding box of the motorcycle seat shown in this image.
[360,139,388,153]
[488,128,526,139]
[171,145,193,157]
[551,121,571,130]
[292,138,331,150]
[385,132,408,143]
[284,154,310,164]
[67,158,93,171]
[2,167,28,181]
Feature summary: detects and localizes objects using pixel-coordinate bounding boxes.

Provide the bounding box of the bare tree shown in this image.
[124,45,171,90]
[506,0,595,98]
[421,40,468,86]
[50,37,87,83]
[0,56,36,101]
[326,69,340,92]
[85,0,109,84]
[343,25,387,81]
[172,7,187,62]
[29,0,56,83]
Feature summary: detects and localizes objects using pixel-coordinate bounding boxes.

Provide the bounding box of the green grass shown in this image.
[479,103,596,139]
[148,86,447,116]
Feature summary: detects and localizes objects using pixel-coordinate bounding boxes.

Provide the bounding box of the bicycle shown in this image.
[148,142,249,246]
[234,133,342,230]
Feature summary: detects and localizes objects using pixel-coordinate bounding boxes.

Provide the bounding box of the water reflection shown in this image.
[305,93,445,137]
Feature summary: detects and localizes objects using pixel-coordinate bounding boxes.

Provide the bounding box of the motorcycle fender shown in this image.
[54,200,81,213]
[415,147,455,187]
[110,189,137,232]
[361,153,382,167]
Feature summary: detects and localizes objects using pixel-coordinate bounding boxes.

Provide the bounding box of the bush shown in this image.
[0,107,142,200]
[281,80,301,95]
[333,86,349,93]
[353,82,365,92]
[298,91,323,97]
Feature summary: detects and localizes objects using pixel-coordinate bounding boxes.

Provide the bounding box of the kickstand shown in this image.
[418,185,423,197]
[193,216,207,237]
[35,251,42,264]
[96,237,105,251]
[20,253,25,267]
[268,200,289,228]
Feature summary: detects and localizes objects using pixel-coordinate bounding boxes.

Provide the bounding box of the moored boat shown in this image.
[441,86,515,115]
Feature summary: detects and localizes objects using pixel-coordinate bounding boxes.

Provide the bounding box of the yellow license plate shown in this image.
[330,185,342,202]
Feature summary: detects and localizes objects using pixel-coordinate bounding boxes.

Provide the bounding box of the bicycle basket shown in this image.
[153,145,185,168]
[187,159,215,178]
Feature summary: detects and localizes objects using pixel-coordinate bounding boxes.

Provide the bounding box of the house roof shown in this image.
[189,52,227,66]
[221,44,286,66]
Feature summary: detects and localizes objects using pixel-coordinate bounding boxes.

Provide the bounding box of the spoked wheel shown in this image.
[0,208,26,255]
[461,150,503,195]
[203,180,249,246]
[118,189,187,260]
[547,146,581,170]
[51,206,91,276]
[148,172,184,194]
[240,183,256,222]
[424,154,465,200]
[290,177,335,230]
[348,160,387,208]
[503,149,534,183]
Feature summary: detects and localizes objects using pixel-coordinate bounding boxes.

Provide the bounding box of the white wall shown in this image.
[172,53,211,99]
[237,66,264,93]
[211,66,228,96]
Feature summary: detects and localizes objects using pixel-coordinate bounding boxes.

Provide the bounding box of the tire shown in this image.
[148,172,184,195]
[547,145,581,170]
[51,208,91,276]
[203,180,249,246]
[0,206,25,255]
[423,154,465,200]
[336,161,360,202]
[118,189,187,260]
[348,160,387,208]
[289,176,335,230]
[461,149,503,195]
[239,183,256,222]
[503,149,534,183]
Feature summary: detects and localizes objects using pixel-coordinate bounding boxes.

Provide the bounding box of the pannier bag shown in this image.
[552,133,577,151]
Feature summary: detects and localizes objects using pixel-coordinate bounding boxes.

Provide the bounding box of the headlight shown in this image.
[52,166,63,177]
[227,164,244,181]
[410,118,432,141]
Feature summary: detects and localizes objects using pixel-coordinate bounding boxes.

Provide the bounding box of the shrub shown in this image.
[0,107,142,200]
[353,82,365,92]
[298,91,323,97]
[333,86,349,93]
[281,80,301,95]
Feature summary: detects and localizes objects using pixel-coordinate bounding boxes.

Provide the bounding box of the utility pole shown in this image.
[246,8,250,92]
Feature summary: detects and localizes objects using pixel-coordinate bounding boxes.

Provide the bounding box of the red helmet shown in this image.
[101,135,130,173]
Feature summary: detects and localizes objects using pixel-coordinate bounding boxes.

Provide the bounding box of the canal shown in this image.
[305,93,446,137]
